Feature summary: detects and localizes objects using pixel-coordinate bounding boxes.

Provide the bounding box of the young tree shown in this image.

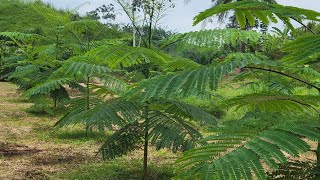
[115,0,175,47]
[126,1,320,178]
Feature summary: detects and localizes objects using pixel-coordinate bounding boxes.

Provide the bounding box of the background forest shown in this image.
[0,0,319,179]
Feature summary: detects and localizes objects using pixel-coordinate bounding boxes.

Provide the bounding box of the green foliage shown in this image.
[55,100,141,129]
[86,45,173,69]
[176,120,320,180]
[163,101,217,126]
[282,34,320,65]
[147,110,202,152]
[75,99,217,158]
[162,29,262,50]
[3,0,320,179]
[0,0,69,36]
[224,93,320,116]
[0,32,42,46]
[23,59,111,98]
[52,58,110,78]
[126,53,270,101]
[268,160,317,180]
[56,160,174,180]
[193,1,320,30]
[26,97,55,115]
[24,78,73,98]
[91,74,129,97]
[100,122,144,160]
[162,57,202,72]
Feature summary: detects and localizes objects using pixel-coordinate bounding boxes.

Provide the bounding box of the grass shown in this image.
[56,160,174,180]
[38,128,112,145]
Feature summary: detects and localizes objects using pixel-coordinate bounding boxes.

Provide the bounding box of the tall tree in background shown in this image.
[115,0,175,47]
[227,14,269,34]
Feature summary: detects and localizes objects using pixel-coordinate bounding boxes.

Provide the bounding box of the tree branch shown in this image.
[246,66,320,93]
[290,17,317,35]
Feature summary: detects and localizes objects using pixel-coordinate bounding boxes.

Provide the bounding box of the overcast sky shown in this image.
[42,0,320,32]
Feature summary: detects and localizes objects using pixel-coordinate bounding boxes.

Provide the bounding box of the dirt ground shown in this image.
[0,82,101,180]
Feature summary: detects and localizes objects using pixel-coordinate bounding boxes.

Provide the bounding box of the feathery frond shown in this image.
[282,34,320,65]
[86,45,173,69]
[148,110,202,152]
[161,29,262,49]
[55,100,142,129]
[24,78,73,98]
[91,74,129,97]
[50,56,110,78]
[0,32,41,45]
[224,93,320,116]
[126,53,270,101]
[193,1,320,30]
[176,122,320,180]
[100,122,144,160]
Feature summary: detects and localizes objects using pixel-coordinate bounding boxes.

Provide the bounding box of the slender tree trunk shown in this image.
[86,76,90,110]
[86,76,91,134]
[133,26,136,47]
[55,34,59,60]
[316,113,320,179]
[143,106,149,180]
[138,14,147,47]
[142,2,155,179]
[132,3,136,47]
[53,99,57,109]
[315,142,320,179]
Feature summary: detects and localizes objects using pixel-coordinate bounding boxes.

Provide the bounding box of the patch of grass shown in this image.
[37,127,111,145]
[56,159,175,180]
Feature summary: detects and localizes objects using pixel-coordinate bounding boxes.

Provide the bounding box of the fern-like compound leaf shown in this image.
[24,78,73,98]
[126,53,269,101]
[193,1,320,30]
[176,123,320,180]
[55,100,141,129]
[86,45,173,69]
[282,34,320,65]
[99,122,144,160]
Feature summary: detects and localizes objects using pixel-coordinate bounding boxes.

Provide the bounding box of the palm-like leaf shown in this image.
[86,45,173,69]
[193,1,320,30]
[176,122,320,180]
[224,93,320,116]
[24,78,73,98]
[126,53,270,101]
[55,100,142,129]
[0,32,42,45]
[161,29,262,49]
[148,110,202,152]
[282,35,320,65]
[100,122,144,160]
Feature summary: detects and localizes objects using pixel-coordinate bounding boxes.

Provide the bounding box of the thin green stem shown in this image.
[143,105,149,180]
[86,76,90,110]
[148,0,155,49]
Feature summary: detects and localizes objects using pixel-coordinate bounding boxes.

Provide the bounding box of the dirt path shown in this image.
[0,82,101,179]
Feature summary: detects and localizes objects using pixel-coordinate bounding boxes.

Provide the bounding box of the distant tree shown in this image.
[86,4,116,23]
[115,0,175,47]
[227,14,269,34]
[121,24,175,47]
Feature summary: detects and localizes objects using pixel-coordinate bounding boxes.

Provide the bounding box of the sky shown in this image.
[42,0,320,33]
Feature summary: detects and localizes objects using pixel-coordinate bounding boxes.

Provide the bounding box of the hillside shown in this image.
[0,1,68,38]
[0,0,124,43]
